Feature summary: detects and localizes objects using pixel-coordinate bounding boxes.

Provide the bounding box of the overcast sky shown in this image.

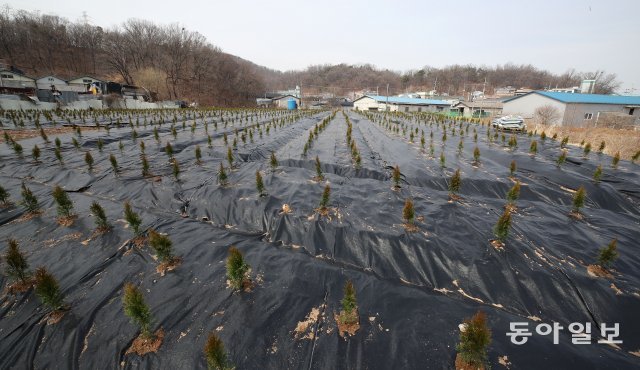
[5,0,640,92]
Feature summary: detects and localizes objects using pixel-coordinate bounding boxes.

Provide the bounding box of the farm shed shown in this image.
[36,75,85,92]
[0,69,36,89]
[503,91,640,127]
[68,76,106,93]
[353,95,450,112]
[451,100,503,118]
[272,95,300,109]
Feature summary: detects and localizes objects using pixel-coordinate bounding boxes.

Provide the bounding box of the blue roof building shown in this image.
[503,91,640,127]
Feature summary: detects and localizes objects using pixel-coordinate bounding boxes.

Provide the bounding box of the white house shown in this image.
[36,75,85,92]
[451,100,503,118]
[0,69,36,89]
[503,91,640,126]
[68,76,106,93]
[353,95,450,112]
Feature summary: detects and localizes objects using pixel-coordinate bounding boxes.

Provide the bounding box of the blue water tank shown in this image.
[287,99,297,110]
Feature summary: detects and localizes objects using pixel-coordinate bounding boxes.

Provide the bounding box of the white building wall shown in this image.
[353,96,381,111]
[0,72,36,88]
[563,103,639,126]
[503,94,567,124]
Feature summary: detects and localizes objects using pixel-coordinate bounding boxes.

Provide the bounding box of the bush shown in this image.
[270,152,278,170]
[195,145,202,164]
[165,142,173,157]
[4,239,30,283]
[598,141,606,153]
[52,186,74,218]
[122,283,153,337]
[403,198,415,224]
[392,165,401,188]
[0,185,9,205]
[34,267,65,311]
[255,170,266,196]
[632,150,640,163]
[556,149,567,166]
[124,201,142,235]
[493,208,511,241]
[226,247,249,291]
[456,311,491,368]
[319,184,331,209]
[315,156,324,180]
[598,239,619,269]
[20,183,39,213]
[529,140,537,154]
[449,169,461,195]
[506,181,521,203]
[204,332,231,370]
[572,186,586,213]
[593,165,603,183]
[509,160,517,177]
[90,201,110,231]
[339,280,358,325]
[218,163,228,186]
[148,229,174,263]
[473,147,480,164]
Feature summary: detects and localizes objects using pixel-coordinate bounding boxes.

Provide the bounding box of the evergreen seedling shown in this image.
[493,208,511,242]
[440,151,445,167]
[315,156,323,180]
[90,201,110,231]
[403,198,415,224]
[632,150,640,163]
[4,239,30,283]
[172,160,180,180]
[506,181,521,203]
[52,186,74,218]
[85,151,94,170]
[34,267,65,311]
[195,145,202,164]
[456,311,491,369]
[593,165,603,183]
[556,150,567,166]
[54,147,63,164]
[142,154,151,177]
[165,142,173,157]
[270,152,278,170]
[392,165,401,188]
[122,283,153,338]
[227,147,234,167]
[148,229,174,263]
[226,247,249,291]
[319,184,330,209]
[218,163,228,186]
[32,145,40,161]
[256,170,266,196]
[110,154,118,173]
[449,169,461,196]
[473,147,480,164]
[583,142,591,157]
[529,140,537,155]
[0,185,9,205]
[598,141,606,153]
[509,160,517,177]
[204,332,231,370]
[572,186,586,214]
[21,183,39,213]
[597,239,619,269]
[339,280,358,325]
[612,152,620,169]
[124,201,142,235]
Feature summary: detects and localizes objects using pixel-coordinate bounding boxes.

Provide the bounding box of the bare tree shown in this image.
[534,105,562,126]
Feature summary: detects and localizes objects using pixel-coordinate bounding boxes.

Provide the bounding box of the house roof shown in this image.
[504,91,640,105]
[0,69,35,80]
[272,94,299,101]
[68,76,104,83]
[453,100,503,109]
[35,75,68,82]
[355,95,450,106]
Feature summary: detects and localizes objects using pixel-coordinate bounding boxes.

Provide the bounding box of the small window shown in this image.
[405,107,409,112]
[629,108,635,115]
[418,107,422,112]
[584,113,593,120]
[1,74,13,79]
[83,79,92,83]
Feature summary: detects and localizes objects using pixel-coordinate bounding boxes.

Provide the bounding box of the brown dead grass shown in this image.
[455,353,485,370]
[46,309,66,325]
[587,264,614,279]
[5,279,34,295]
[491,239,505,251]
[335,311,360,338]
[568,211,584,221]
[57,215,77,227]
[403,223,419,232]
[530,123,640,160]
[156,257,182,276]
[0,127,99,143]
[126,328,164,356]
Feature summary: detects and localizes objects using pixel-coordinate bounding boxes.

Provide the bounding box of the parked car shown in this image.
[491,116,526,131]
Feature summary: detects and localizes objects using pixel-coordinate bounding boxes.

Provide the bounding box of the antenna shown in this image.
[82,11,89,25]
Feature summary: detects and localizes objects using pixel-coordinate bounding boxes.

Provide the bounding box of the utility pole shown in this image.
[482,77,487,96]
[386,84,389,111]
[433,77,438,93]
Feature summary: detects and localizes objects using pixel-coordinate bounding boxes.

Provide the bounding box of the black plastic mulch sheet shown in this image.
[1,110,639,369]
